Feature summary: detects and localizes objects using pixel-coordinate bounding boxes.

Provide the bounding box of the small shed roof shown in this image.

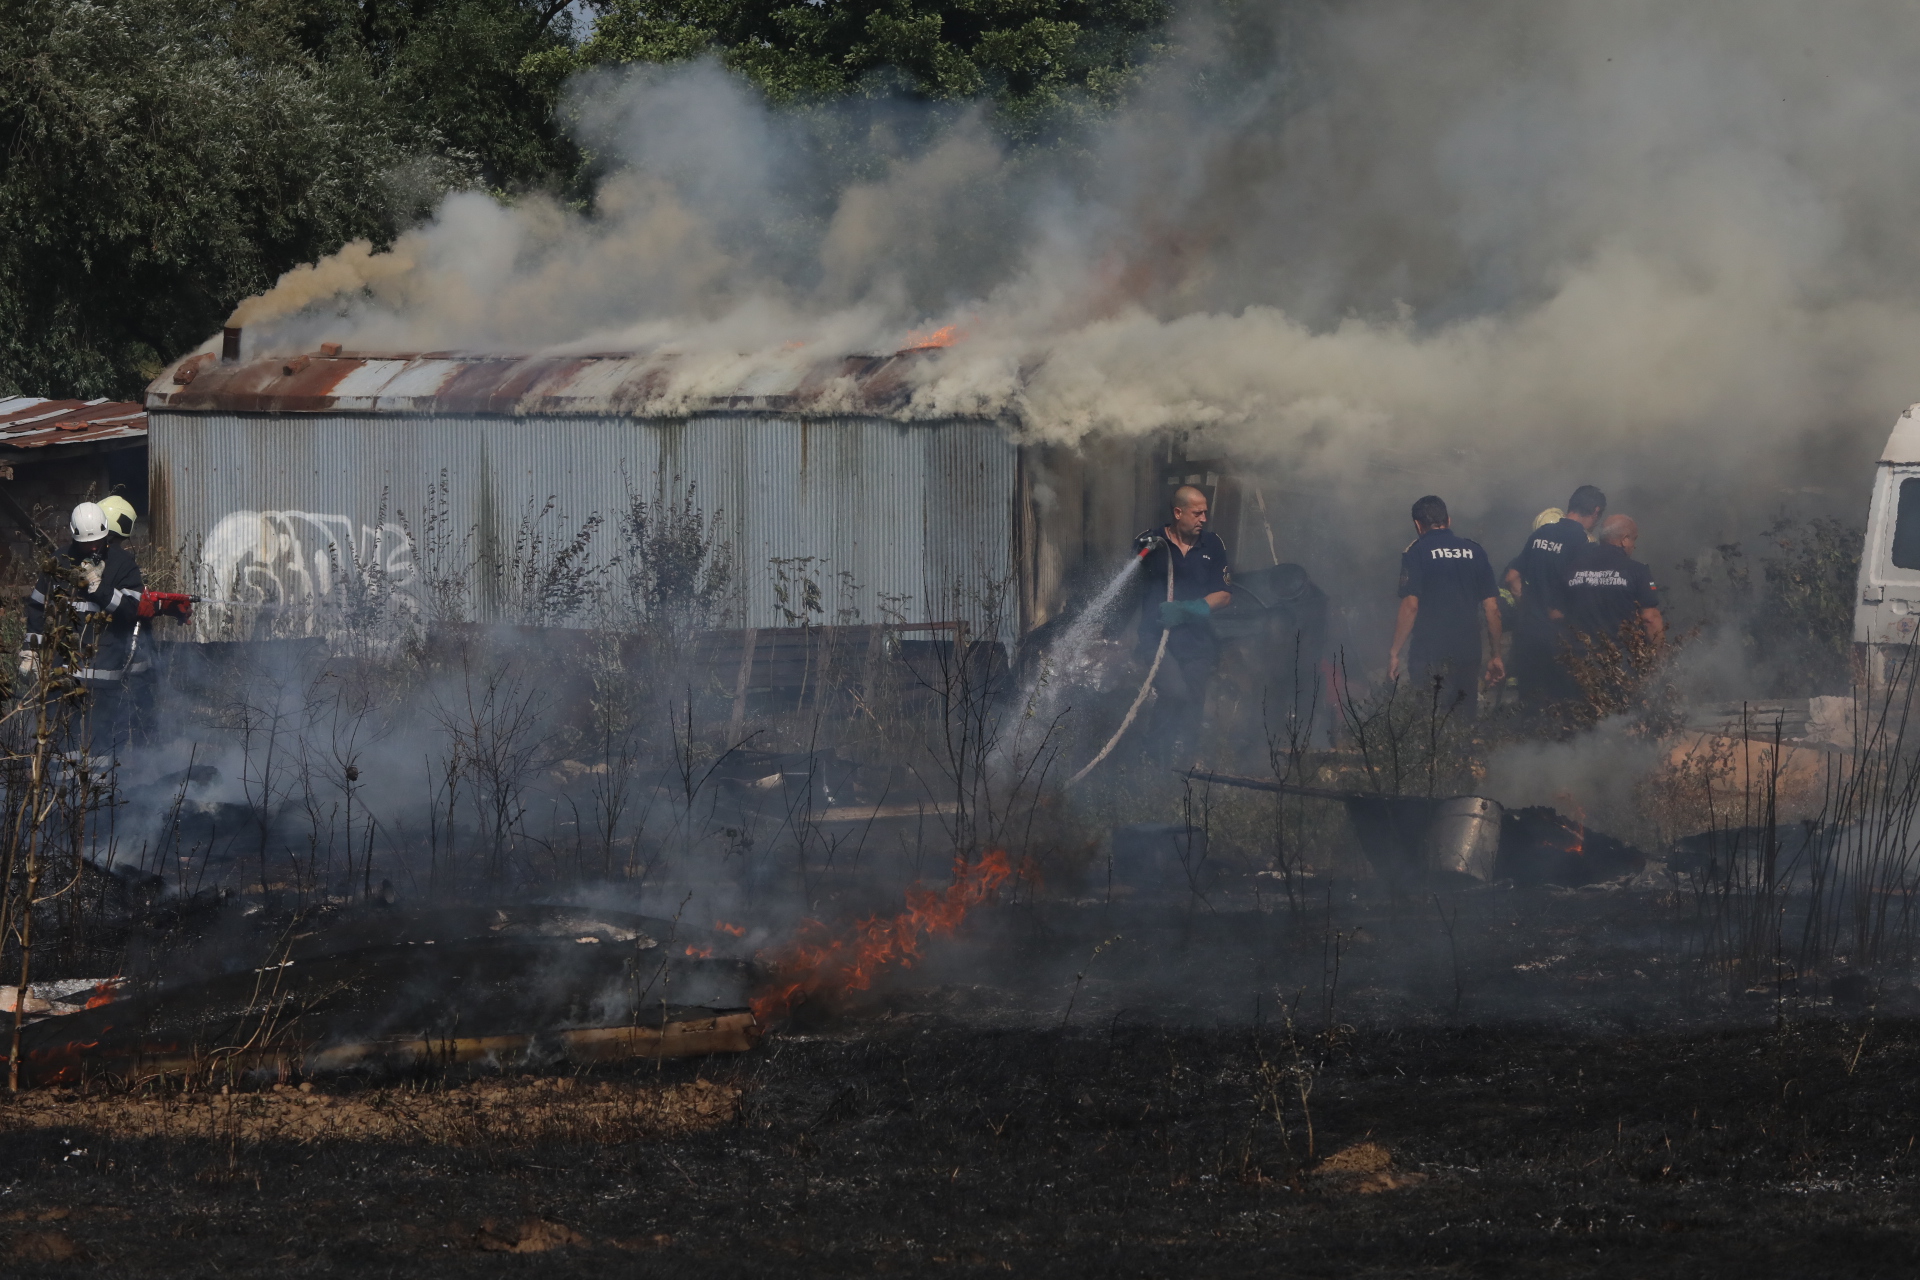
[147,345,953,418]
[0,397,147,460]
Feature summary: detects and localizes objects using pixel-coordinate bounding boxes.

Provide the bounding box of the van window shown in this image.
[1895,478,1920,570]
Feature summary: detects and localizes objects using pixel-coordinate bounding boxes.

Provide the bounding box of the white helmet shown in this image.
[70,502,109,543]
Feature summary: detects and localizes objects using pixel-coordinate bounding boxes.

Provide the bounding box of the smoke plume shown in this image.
[227,238,419,329]
[235,0,1920,583]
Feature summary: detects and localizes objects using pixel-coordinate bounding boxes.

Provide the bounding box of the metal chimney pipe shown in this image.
[221,326,242,363]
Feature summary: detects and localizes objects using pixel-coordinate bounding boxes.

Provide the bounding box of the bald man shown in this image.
[1133,485,1233,765]
[1560,514,1664,696]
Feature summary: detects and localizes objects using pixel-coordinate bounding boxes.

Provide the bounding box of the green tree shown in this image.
[1,0,1176,399]
[551,0,1171,139]
[0,0,580,400]
[1678,515,1864,697]
[1753,516,1863,695]
[291,0,585,191]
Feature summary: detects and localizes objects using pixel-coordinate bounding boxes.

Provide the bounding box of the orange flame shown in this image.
[684,944,715,959]
[715,922,747,937]
[83,979,120,1010]
[1550,792,1585,857]
[751,851,1012,1023]
[902,324,960,351]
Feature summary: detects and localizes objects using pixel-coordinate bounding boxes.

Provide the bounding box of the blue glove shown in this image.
[1158,599,1211,628]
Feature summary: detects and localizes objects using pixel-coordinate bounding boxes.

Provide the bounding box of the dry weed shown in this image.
[1307,1141,1428,1194]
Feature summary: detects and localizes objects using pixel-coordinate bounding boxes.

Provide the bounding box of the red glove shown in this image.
[137,591,195,621]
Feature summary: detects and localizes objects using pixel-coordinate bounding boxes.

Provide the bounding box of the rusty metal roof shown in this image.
[0,396,147,455]
[146,345,952,418]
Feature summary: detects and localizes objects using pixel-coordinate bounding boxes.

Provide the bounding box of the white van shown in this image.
[1855,402,1920,684]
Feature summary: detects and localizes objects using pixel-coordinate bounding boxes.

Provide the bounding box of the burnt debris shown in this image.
[18,904,759,1088]
[1180,769,1648,888]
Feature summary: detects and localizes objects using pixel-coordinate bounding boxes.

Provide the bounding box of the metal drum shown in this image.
[1421,796,1503,883]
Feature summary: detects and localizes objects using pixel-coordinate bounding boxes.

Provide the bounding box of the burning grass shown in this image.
[751,850,1016,1022]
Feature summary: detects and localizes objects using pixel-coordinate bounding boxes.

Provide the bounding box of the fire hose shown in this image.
[119,593,199,678]
[1065,538,1174,787]
[15,592,198,681]
[135,591,197,621]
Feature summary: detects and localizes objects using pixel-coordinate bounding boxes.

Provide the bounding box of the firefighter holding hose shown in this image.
[1132,484,1233,766]
[18,501,160,762]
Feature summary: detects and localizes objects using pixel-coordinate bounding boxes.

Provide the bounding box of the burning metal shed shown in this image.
[145,342,1163,644]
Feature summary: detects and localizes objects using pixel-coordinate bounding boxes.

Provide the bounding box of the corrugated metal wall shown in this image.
[148,412,1020,640]
[1020,437,1164,630]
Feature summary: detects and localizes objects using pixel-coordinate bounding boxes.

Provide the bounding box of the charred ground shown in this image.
[0,574,1908,1274]
[6,884,1920,1276]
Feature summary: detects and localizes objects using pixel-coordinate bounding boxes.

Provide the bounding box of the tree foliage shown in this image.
[0,0,579,400]
[1680,515,1864,697]
[548,0,1171,138]
[1,0,1172,400]
[292,0,586,190]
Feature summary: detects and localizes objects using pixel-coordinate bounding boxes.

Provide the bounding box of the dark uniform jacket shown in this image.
[1562,542,1659,646]
[1398,528,1496,667]
[24,543,147,683]
[1136,528,1230,661]
[1510,517,1590,631]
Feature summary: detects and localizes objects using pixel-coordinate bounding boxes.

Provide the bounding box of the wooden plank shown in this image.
[22,1013,763,1086]
[561,1013,761,1060]
[811,802,960,824]
[729,627,757,741]
[692,622,971,695]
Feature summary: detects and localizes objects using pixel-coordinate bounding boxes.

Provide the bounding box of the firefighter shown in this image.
[99,494,137,542]
[1502,507,1564,611]
[1507,485,1605,710]
[1561,514,1663,703]
[1133,484,1233,765]
[20,501,149,763]
[97,492,154,739]
[1387,495,1503,718]
[1498,507,1562,691]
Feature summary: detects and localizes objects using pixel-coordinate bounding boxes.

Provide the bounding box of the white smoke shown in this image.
[239,0,1920,577]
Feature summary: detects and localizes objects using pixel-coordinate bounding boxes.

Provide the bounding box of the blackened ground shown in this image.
[6,886,1920,1275]
[3,1015,1920,1275]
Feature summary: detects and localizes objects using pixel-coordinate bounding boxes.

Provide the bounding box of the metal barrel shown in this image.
[1421,796,1503,882]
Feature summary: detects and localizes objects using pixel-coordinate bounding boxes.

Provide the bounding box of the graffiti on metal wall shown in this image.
[200,510,421,636]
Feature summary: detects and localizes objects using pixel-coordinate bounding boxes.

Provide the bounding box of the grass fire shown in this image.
[12,0,1920,1274]
[750,851,1014,1023]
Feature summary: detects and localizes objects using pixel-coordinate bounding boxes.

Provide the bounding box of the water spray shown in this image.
[1065,540,1174,787]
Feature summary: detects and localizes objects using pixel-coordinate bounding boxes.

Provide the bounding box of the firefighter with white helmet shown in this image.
[70,501,108,544]
[19,500,151,758]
